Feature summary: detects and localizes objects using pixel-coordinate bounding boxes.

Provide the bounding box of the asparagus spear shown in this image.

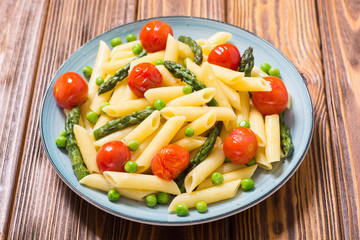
[97,50,147,95]
[280,112,294,158]
[164,60,218,106]
[239,46,254,77]
[93,108,154,140]
[178,35,203,65]
[65,105,90,180]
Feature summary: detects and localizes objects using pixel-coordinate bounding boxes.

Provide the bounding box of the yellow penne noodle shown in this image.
[197,165,258,190]
[122,85,138,100]
[287,92,291,109]
[218,81,241,111]
[237,91,250,121]
[136,116,186,173]
[184,145,225,193]
[207,32,232,45]
[90,74,113,114]
[230,77,272,92]
[110,40,140,58]
[251,66,268,77]
[185,58,202,79]
[103,172,180,195]
[172,136,206,152]
[88,41,111,99]
[79,174,113,192]
[166,87,215,107]
[196,39,216,55]
[131,125,163,160]
[177,41,194,59]
[144,86,185,103]
[156,65,182,86]
[73,125,99,173]
[122,110,161,145]
[168,180,241,212]
[109,80,128,104]
[102,99,150,117]
[209,63,243,85]
[255,147,272,170]
[219,124,230,143]
[111,50,136,61]
[214,162,246,174]
[101,56,134,75]
[93,115,113,131]
[265,114,281,163]
[130,51,165,70]
[116,189,156,201]
[94,126,136,148]
[160,106,236,121]
[79,99,93,133]
[249,104,266,147]
[164,34,179,62]
[172,111,216,141]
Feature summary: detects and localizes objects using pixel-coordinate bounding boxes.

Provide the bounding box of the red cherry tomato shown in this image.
[208,43,241,70]
[128,62,163,97]
[152,144,190,180]
[223,127,258,165]
[96,141,131,173]
[251,76,288,115]
[53,72,88,109]
[139,20,173,52]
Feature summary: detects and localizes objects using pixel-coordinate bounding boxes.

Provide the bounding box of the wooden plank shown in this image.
[226,0,342,239]
[317,0,360,238]
[0,0,48,238]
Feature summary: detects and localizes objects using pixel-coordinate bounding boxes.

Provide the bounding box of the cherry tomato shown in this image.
[152,144,190,180]
[139,20,173,52]
[53,72,88,109]
[128,62,163,97]
[96,141,131,173]
[207,43,241,70]
[223,127,258,165]
[251,76,288,115]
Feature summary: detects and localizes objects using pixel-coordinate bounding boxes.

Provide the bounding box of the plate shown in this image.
[40,16,313,225]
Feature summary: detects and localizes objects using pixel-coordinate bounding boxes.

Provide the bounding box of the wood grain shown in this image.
[317,0,360,238]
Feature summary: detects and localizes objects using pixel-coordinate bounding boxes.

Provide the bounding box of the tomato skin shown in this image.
[251,76,288,115]
[208,43,241,70]
[128,63,163,97]
[139,20,173,52]
[152,144,190,180]
[96,141,131,173]
[53,72,88,109]
[223,127,258,165]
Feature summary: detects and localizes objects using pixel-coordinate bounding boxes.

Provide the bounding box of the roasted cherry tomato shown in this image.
[53,72,88,109]
[207,43,241,70]
[223,127,258,165]
[96,141,131,173]
[139,20,173,52]
[152,144,190,180]
[128,62,163,97]
[251,76,288,115]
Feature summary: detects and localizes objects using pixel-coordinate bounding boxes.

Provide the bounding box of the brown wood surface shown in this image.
[0,0,359,239]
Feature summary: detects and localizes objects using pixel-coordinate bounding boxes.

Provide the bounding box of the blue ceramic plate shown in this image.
[40,17,313,225]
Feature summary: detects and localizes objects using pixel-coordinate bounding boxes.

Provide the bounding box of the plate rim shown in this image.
[40,16,314,226]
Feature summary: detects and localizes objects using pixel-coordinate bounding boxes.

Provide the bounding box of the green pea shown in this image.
[145,193,157,207]
[246,158,256,166]
[126,34,137,42]
[260,62,271,74]
[146,105,154,110]
[60,130,67,137]
[157,192,170,204]
[86,111,98,124]
[108,189,120,202]
[55,136,67,148]
[224,157,231,163]
[196,201,207,213]
[238,120,250,128]
[82,66,92,78]
[154,99,166,110]
[269,67,280,77]
[96,77,104,86]
[124,160,138,173]
[111,37,122,47]
[100,102,110,114]
[132,43,143,55]
[184,127,194,137]
[211,172,224,186]
[182,85,193,94]
[155,59,164,66]
[175,203,188,216]
[241,178,254,190]
[128,139,140,151]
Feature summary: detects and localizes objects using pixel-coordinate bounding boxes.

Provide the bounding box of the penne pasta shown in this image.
[237,91,250,121]
[144,86,185,103]
[101,56,134,75]
[218,81,241,111]
[79,174,113,192]
[156,65,183,86]
[116,189,157,201]
[94,126,136,148]
[164,34,179,62]
[102,99,150,117]
[130,51,165,70]
[214,162,246,174]
[255,147,272,170]
[207,32,232,45]
[110,40,140,58]
[172,136,206,152]
[166,87,215,107]
[93,115,113,131]
[160,106,236,121]
[265,114,281,163]
[177,41,194,59]
[111,50,136,61]
[249,104,266,147]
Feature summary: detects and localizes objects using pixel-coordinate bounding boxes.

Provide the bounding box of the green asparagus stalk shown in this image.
[164,60,218,106]
[239,46,254,77]
[178,36,203,65]
[280,112,294,158]
[65,106,90,180]
[97,50,147,95]
[93,108,154,140]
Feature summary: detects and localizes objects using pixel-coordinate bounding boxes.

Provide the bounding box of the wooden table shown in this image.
[1,0,358,239]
